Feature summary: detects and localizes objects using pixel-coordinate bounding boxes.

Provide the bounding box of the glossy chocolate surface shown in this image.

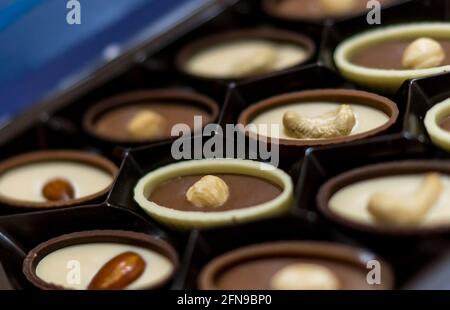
[148,174,282,212]
[351,40,450,69]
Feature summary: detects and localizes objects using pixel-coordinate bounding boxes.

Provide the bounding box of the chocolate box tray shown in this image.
[2,0,450,290]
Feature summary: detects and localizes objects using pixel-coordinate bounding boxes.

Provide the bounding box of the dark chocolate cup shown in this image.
[83,89,220,146]
[23,230,179,290]
[238,89,399,155]
[175,28,316,84]
[198,241,394,290]
[317,160,450,236]
[0,150,118,210]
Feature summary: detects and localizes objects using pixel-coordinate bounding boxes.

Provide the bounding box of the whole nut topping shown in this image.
[42,178,75,202]
[186,175,230,208]
[127,110,167,140]
[320,0,357,14]
[230,45,278,77]
[402,37,446,69]
[270,263,340,290]
[368,173,443,226]
[283,104,356,139]
[88,251,146,290]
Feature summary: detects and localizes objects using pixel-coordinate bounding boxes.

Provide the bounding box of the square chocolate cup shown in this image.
[295,133,450,282]
[296,133,443,222]
[0,204,186,290]
[220,63,405,166]
[318,0,449,95]
[152,0,321,101]
[403,70,450,151]
[0,124,120,217]
[175,211,332,289]
[41,62,213,159]
[107,134,304,234]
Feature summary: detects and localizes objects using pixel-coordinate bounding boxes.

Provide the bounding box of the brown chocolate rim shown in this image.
[175,28,316,82]
[238,89,399,148]
[198,241,394,290]
[317,160,450,236]
[83,89,220,144]
[0,150,118,209]
[23,230,179,290]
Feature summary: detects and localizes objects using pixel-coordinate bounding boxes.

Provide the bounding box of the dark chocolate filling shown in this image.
[148,174,282,212]
[215,257,373,290]
[439,116,450,132]
[351,40,450,70]
[94,103,212,141]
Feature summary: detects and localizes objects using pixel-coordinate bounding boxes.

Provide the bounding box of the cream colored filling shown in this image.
[249,102,389,140]
[0,161,113,202]
[186,40,307,78]
[329,174,450,226]
[36,243,174,290]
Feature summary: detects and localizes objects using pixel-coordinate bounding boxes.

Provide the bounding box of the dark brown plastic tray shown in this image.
[1,0,450,291]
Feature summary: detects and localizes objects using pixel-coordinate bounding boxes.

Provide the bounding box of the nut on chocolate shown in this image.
[42,178,75,202]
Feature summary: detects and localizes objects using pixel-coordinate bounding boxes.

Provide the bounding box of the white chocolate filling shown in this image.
[186,40,307,78]
[0,161,113,202]
[329,174,450,226]
[36,243,174,290]
[249,102,389,140]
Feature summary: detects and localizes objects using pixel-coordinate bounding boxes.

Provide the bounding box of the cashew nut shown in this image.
[402,37,445,69]
[320,0,357,15]
[230,45,278,77]
[283,105,356,139]
[368,173,443,226]
[127,110,167,140]
[186,175,230,208]
[271,263,340,290]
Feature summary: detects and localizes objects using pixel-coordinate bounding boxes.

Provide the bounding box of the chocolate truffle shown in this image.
[335,23,450,93]
[0,151,117,209]
[23,230,178,290]
[318,161,450,234]
[424,98,450,152]
[83,90,219,144]
[134,159,294,229]
[238,89,398,150]
[177,29,315,80]
[198,241,394,290]
[263,0,396,21]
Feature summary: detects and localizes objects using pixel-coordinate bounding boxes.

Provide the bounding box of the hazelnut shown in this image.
[186,175,230,208]
[127,110,167,140]
[320,0,357,15]
[270,263,340,290]
[42,178,75,202]
[402,37,445,69]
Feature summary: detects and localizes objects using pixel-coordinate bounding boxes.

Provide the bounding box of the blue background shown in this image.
[0,0,195,122]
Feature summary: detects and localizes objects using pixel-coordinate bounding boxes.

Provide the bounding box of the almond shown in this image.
[88,251,146,290]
